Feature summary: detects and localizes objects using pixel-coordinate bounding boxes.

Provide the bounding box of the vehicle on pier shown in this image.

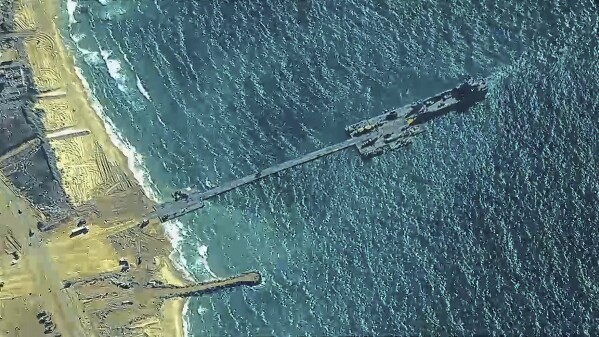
[172,187,198,201]
[345,77,488,157]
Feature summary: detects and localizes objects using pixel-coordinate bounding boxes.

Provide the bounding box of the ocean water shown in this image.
[61,1,598,336]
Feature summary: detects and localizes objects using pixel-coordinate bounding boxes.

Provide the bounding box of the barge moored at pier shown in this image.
[345,78,488,157]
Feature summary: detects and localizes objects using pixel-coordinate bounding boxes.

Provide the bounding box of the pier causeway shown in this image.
[143,78,489,224]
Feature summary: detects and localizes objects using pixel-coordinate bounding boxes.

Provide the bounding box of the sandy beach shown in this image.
[0,0,189,335]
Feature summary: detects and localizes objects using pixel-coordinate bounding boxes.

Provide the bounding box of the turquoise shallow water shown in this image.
[62,1,598,336]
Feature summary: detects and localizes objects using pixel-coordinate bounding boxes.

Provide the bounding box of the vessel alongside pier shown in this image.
[345,78,488,157]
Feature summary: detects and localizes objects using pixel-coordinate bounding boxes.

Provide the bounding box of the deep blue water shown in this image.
[64,1,598,336]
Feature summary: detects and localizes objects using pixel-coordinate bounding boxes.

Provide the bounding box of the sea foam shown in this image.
[182,299,191,337]
[70,33,85,43]
[65,0,195,305]
[70,34,102,66]
[136,75,153,101]
[197,244,217,278]
[80,48,102,66]
[100,49,127,92]
[73,64,195,281]
[76,63,196,286]
[66,0,77,26]
[66,10,194,337]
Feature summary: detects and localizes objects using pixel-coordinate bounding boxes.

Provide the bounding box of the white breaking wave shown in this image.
[164,220,195,282]
[66,0,78,26]
[69,34,102,66]
[182,299,192,337]
[136,75,152,101]
[79,48,101,65]
[72,65,195,284]
[97,1,128,21]
[197,244,217,278]
[198,244,208,257]
[100,49,127,92]
[71,33,85,43]
[197,306,208,315]
[66,12,194,334]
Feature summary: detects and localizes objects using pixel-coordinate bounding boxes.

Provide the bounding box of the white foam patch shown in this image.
[71,44,197,337]
[164,220,195,282]
[66,0,78,26]
[98,2,128,21]
[182,299,192,337]
[197,306,208,315]
[100,49,127,92]
[69,34,102,66]
[198,244,208,257]
[136,75,152,101]
[80,48,101,65]
[197,244,217,278]
[71,33,85,43]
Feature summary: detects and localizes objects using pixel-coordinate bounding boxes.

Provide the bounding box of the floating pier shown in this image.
[345,78,488,157]
[143,78,489,224]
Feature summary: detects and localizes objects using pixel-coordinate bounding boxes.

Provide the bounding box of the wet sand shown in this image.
[0,0,188,335]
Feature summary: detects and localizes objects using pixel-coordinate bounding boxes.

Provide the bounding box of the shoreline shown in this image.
[59,3,196,288]
[63,13,196,337]
[70,36,193,337]
[13,0,191,335]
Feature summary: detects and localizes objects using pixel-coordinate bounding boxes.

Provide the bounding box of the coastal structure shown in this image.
[57,266,261,336]
[0,0,261,336]
[144,78,489,224]
[0,0,488,334]
[63,270,261,300]
[345,78,488,156]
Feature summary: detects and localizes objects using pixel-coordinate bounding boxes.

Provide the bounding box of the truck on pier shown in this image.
[345,77,488,157]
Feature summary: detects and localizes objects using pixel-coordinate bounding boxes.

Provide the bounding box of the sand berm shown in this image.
[0,0,190,336]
